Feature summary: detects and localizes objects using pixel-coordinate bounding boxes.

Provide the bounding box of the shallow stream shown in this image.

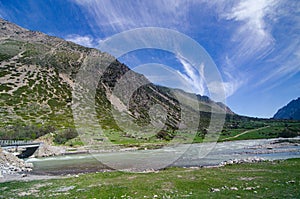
[27,137,300,175]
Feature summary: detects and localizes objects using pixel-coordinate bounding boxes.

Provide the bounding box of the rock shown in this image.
[228,160,234,164]
[0,148,34,178]
[210,188,220,192]
[24,162,33,168]
[286,180,295,184]
[222,186,228,190]
[244,187,255,190]
[34,143,66,157]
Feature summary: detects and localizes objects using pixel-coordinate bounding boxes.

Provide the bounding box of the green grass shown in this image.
[218,121,300,142]
[1,159,299,198]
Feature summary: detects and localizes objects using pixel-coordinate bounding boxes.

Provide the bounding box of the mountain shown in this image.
[273,97,300,120]
[0,18,233,142]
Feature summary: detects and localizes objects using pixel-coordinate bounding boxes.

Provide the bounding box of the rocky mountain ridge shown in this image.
[0,18,233,142]
[273,97,300,120]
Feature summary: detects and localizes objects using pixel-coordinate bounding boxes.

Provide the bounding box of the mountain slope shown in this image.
[0,18,233,142]
[273,97,300,120]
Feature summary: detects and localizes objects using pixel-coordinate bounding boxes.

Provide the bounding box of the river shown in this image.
[27,137,300,175]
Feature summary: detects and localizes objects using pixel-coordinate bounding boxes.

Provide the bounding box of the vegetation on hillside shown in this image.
[0,19,299,147]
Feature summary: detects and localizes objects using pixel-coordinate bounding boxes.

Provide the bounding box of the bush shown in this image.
[0,124,56,140]
[279,127,298,138]
[54,128,78,144]
[156,130,175,141]
[195,128,208,139]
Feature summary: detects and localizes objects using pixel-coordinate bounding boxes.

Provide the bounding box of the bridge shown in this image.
[0,140,41,158]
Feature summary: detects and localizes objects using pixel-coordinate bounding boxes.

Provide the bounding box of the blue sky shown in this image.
[0,0,299,118]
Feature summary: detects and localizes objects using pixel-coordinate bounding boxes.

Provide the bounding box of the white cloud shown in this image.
[72,0,191,34]
[70,0,299,94]
[175,55,206,95]
[223,0,279,60]
[175,54,237,99]
[205,55,241,98]
[208,81,237,100]
[220,56,244,96]
[211,0,300,91]
[257,44,300,87]
[65,34,94,48]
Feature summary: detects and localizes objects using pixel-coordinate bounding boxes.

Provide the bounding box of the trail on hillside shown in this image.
[222,126,270,141]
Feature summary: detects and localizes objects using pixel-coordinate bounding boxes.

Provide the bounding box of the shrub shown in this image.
[279,127,298,138]
[54,128,78,144]
[0,124,56,140]
[156,130,175,141]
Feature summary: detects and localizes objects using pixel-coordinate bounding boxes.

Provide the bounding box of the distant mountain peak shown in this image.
[273,97,300,120]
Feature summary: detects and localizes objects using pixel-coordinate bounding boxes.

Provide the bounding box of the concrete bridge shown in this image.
[0,140,41,158]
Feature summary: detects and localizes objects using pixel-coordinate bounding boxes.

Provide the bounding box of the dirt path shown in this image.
[222,126,270,141]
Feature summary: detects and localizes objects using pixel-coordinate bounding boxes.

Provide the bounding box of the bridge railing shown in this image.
[0,139,37,147]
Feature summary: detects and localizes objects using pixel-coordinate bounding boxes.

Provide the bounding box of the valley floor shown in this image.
[0,158,299,198]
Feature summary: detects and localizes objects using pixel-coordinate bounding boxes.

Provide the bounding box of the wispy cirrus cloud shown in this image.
[65,34,95,48]
[258,43,300,88]
[175,54,239,98]
[220,56,244,96]
[221,0,279,61]
[214,0,300,90]
[72,0,191,34]
[175,55,206,95]
[70,0,299,99]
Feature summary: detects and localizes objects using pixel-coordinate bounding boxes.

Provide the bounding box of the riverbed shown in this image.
[27,137,300,175]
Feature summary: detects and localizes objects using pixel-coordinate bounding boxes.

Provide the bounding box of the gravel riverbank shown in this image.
[0,147,67,182]
[1,137,299,182]
[0,147,35,182]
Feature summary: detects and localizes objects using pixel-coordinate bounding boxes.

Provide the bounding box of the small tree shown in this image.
[279,127,298,138]
[54,128,78,144]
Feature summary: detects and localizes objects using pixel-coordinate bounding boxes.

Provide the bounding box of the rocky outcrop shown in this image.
[34,143,66,157]
[0,147,33,177]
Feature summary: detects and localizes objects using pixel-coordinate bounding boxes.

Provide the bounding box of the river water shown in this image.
[27,137,300,175]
